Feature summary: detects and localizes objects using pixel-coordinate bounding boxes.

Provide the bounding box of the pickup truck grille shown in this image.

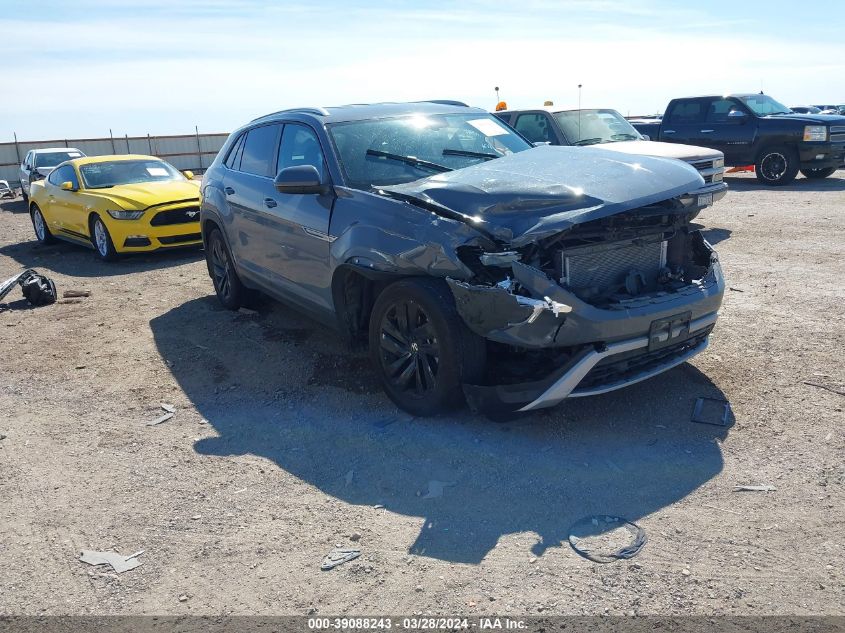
[560,239,666,294]
[688,159,723,184]
[830,126,845,142]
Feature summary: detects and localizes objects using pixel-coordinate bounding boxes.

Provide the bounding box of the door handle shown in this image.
[700,129,715,133]
[263,197,277,208]
[224,186,235,195]
[663,130,676,134]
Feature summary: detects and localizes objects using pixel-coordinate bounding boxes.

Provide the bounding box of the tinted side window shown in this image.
[277,124,325,181]
[666,100,706,124]
[706,99,743,123]
[224,133,245,169]
[514,113,555,143]
[48,165,78,188]
[239,124,281,177]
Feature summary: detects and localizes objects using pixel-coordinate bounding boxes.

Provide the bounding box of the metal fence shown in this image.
[0,129,231,187]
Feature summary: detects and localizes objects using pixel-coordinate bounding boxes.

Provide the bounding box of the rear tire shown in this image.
[368,278,485,417]
[800,167,837,179]
[755,146,799,186]
[30,205,56,244]
[205,227,245,310]
[91,214,119,262]
[22,191,28,204]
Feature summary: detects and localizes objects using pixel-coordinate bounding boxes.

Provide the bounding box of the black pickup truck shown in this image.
[631,93,845,185]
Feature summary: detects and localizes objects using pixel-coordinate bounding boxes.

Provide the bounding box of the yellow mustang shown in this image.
[28,154,202,261]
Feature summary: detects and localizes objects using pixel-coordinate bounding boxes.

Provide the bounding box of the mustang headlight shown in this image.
[803,125,828,142]
[107,209,144,220]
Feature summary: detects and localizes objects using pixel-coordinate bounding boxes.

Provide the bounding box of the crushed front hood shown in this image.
[383,145,704,246]
[82,180,201,211]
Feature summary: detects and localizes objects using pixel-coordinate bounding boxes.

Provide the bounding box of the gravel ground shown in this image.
[0,171,843,616]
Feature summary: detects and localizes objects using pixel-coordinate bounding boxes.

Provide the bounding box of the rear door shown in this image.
[220,123,282,279]
[659,99,708,145]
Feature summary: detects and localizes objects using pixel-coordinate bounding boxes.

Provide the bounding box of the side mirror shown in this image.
[274,165,328,195]
[532,141,551,147]
[60,181,76,191]
[183,170,194,180]
[727,110,747,121]
[641,134,651,141]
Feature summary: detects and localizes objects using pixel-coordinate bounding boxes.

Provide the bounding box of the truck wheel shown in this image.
[206,227,245,310]
[755,146,799,186]
[800,167,837,179]
[369,278,485,417]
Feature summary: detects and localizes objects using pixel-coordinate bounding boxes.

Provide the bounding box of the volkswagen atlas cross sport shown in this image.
[200,101,725,418]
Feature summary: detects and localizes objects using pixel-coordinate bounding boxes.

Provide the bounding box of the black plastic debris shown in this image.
[568,515,647,564]
[0,269,57,307]
[691,396,732,426]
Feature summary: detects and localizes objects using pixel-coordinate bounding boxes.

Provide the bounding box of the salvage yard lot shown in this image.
[0,172,843,615]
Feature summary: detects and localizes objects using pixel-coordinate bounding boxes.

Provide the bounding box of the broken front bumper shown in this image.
[448,254,724,416]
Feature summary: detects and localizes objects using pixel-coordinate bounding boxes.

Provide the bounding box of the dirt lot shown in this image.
[0,172,843,617]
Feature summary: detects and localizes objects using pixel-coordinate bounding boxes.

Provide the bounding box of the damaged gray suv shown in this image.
[201,101,726,417]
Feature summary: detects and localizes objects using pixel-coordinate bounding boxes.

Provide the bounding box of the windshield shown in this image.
[327,113,531,189]
[554,109,642,145]
[34,151,83,168]
[79,159,184,189]
[737,95,791,116]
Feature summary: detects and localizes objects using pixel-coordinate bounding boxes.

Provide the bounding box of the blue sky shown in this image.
[2,0,843,140]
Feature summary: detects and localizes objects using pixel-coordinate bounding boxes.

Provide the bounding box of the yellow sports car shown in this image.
[28,154,202,261]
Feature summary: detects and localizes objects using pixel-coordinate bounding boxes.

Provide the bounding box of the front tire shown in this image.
[31,205,55,244]
[91,214,119,261]
[755,146,799,186]
[205,227,245,310]
[368,278,485,417]
[800,167,837,179]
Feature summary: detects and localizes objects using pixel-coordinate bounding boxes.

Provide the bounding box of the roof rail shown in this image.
[252,106,330,121]
[417,100,470,107]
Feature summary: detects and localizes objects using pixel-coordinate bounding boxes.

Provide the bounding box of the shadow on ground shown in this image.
[724,171,845,192]
[151,296,731,564]
[701,227,732,245]
[0,237,203,278]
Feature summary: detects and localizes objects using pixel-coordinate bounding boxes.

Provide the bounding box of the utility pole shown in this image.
[577,84,583,141]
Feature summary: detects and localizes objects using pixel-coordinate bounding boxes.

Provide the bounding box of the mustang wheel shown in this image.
[755,146,799,186]
[91,215,118,261]
[369,278,485,416]
[206,227,245,310]
[30,205,55,244]
[800,167,837,179]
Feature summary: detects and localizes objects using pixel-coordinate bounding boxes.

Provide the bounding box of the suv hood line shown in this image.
[382,145,705,247]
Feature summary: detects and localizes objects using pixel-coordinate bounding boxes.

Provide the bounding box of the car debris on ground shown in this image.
[146,404,177,426]
[568,515,647,563]
[62,289,91,298]
[691,397,732,426]
[802,381,845,396]
[0,269,57,307]
[733,484,777,492]
[320,548,361,570]
[79,549,144,573]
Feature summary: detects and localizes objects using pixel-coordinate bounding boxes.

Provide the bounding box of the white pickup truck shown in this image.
[495,106,726,203]
[19,147,86,202]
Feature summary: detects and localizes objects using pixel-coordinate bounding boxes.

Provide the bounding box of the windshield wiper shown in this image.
[442,148,499,160]
[573,137,605,146]
[611,133,640,141]
[366,149,451,173]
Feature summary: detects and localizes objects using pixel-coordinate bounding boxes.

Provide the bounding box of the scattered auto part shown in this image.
[691,396,732,426]
[568,515,647,563]
[0,269,57,307]
[320,548,361,570]
[79,549,144,573]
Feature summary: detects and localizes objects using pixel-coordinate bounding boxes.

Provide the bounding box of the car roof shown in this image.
[496,106,620,115]
[250,100,484,125]
[68,154,159,167]
[30,147,84,153]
